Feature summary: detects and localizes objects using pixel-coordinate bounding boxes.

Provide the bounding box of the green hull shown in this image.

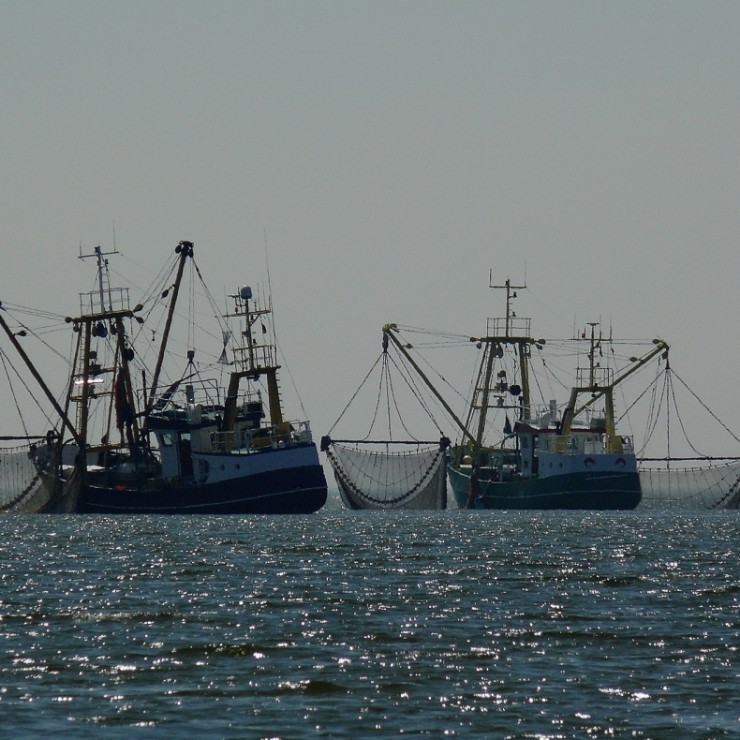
[448,464,642,510]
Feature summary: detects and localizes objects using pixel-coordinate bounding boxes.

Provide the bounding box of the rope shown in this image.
[639,370,668,456]
[327,353,384,436]
[670,368,740,447]
[0,347,57,434]
[384,354,392,440]
[386,352,441,437]
[617,369,662,426]
[667,369,704,457]
[0,349,29,438]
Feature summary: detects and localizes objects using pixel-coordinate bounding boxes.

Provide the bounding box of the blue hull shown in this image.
[78,463,327,514]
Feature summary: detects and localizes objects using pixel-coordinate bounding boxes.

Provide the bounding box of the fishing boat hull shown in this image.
[77,445,328,514]
[448,464,642,510]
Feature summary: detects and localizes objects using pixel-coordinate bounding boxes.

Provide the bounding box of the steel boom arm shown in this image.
[146,241,193,413]
[383,324,476,446]
[0,307,82,446]
[573,339,669,417]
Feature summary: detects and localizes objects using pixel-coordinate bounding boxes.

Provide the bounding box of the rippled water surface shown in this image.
[0,510,738,738]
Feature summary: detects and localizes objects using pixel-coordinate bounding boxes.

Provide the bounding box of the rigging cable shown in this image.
[638,369,669,457]
[258,232,308,421]
[384,354,392,440]
[670,368,740,448]
[364,352,385,440]
[0,349,29,438]
[0,347,56,435]
[326,352,383,437]
[384,354,417,440]
[387,351,443,435]
[617,367,663,428]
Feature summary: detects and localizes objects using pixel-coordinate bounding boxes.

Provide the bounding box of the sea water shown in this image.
[0,506,738,738]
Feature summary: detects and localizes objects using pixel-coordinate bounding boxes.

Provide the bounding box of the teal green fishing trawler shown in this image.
[383,279,668,510]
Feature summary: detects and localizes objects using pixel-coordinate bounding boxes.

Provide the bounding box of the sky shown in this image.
[1,1,740,486]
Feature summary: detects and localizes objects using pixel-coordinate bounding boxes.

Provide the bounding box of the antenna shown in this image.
[263,229,277,339]
[489,276,527,339]
[79,244,119,314]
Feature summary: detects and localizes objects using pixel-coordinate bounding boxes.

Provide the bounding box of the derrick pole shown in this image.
[474,341,497,449]
[146,241,193,414]
[382,324,475,446]
[0,307,82,446]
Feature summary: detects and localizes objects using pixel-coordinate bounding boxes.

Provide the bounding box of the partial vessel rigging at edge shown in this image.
[324,276,679,511]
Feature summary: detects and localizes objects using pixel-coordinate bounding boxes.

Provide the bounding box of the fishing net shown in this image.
[638,461,740,510]
[324,442,448,510]
[0,442,52,512]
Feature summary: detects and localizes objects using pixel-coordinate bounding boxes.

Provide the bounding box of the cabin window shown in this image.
[161,433,173,447]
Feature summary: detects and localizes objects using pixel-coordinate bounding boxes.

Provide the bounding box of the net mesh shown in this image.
[639,461,740,510]
[326,443,447,510]
[0,442,52,512]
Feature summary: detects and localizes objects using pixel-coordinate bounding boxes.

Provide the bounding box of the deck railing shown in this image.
[209,420,313,453]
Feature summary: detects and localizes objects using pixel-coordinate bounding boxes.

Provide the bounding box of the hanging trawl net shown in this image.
[325,442,448,510]
[0,442,52,512]
[639,461,740,510]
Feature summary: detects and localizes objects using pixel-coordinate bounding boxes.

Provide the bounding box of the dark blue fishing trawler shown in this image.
[7,241,327,514]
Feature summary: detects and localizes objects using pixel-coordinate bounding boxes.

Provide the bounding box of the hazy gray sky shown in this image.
[1,2,739,459]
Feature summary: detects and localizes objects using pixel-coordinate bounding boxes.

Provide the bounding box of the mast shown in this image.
[76,317,93,448]
[518,339,531,420]
[487,276,533,414]
[222,285,284,437]
[476,276,537,436]
[66,245,146,471]
[384,276,537,457]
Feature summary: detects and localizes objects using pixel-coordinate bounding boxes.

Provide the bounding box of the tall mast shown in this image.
[68,244,144,463]
[222,285,284,434]
[586,322,600,388]
[486,275,533,419]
